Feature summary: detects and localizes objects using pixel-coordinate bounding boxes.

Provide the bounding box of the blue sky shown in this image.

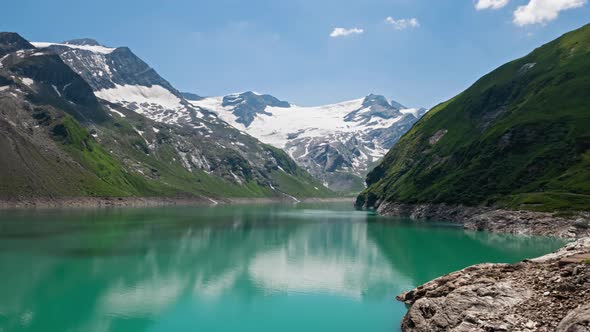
[2,0,589,107]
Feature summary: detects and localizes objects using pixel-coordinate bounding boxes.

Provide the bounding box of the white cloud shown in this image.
[385,17,420,30]
[513,0,587,26]
[475,0,510,10]
[330,27,364,38]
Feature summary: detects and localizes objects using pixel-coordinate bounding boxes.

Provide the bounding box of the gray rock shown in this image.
[377,202,590,239]
[574,219,590,229]
[397,238,590,331]
[557,305,590,332]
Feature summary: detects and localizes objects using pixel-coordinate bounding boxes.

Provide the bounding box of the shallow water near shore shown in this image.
[0,202,566,332]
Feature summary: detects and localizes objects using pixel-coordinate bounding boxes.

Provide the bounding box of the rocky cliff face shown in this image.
[376,202,590,239]
[397,237,590,332]
[33,39,177,92]
[0,32,35,57]
[221,91,290,126]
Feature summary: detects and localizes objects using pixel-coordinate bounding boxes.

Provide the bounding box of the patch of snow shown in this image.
[0,86,9,92]
[178,151,193,171]
[31,42,116,55]
[0,54,10,68]
[21,78,34,88]
[134,128,149,145]
[400,108,421,117]
[230,171,243,184]
[188,96,225,113]
[52,85,62,97]
[95,84,187,123]
[107,107,126,118]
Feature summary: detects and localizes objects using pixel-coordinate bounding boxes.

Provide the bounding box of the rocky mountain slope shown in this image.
[357,23,590,213]
[0,33,332,201]
[188,92,426,193]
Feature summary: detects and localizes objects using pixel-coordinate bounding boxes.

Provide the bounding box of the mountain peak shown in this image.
[362,94,391,108]
[0,32,35,57]
[181,92,203,101]
[361,94,407,110]
[222,92,290,127]
[63,38,103,47]
[238,91,260,97]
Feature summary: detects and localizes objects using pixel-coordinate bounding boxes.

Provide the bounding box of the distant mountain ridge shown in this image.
[30,37,427,194]
[0,33,332,201]
[64,38,103,46]
[188,92,427,193]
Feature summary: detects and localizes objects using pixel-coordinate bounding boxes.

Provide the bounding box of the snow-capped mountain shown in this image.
[31,39,202,125]
[30,37,425,193]
[24,37,330,197]
[188,92,427,192]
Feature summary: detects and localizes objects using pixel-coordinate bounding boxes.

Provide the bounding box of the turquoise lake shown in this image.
[0,202,566,332]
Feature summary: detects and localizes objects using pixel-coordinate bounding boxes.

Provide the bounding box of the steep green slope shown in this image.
[357,23,590,212]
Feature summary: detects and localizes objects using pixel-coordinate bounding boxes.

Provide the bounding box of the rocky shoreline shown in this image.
[396,237,590,332]
[377,202,590,239]
[375,202,590,331]
[0,196,213,209]
[0,196,353,209]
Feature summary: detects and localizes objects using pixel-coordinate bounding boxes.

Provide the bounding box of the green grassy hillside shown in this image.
[357,23,590,212]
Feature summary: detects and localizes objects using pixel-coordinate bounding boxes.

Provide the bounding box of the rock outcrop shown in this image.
[556,304,590,331]
[397,238,590,331]
[377,202,590,239]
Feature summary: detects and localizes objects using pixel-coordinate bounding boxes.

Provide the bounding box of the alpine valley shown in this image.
[0,33,334,204]
[1,8,590,332]
[187,92,426,193]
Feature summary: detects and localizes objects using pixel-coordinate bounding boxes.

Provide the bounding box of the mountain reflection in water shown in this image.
[0,203,565,332]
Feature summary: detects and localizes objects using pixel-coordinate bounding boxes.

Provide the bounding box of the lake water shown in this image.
[0,202,565,332]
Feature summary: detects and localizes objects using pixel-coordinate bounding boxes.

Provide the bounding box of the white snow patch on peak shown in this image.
[400,108,421,117]
[229,91,263,97]
[21,77,34,88]
[31,42,116,55]
[191,96,372,147]
[95,84,182,110]
[188,96,225,111]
